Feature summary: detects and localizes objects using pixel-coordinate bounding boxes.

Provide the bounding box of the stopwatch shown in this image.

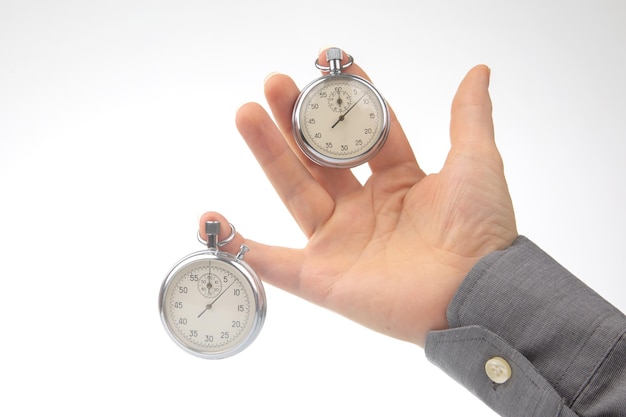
[159,221,266,359]
[292,47,390,168]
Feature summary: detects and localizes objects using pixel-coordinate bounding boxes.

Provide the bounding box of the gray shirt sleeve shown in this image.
[425,236,626,416]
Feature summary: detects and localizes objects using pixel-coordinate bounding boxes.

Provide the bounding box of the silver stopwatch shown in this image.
[292,48,390,168]
[159,221,266,359]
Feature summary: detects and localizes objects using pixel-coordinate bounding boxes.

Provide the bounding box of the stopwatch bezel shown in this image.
[292,72,390,168]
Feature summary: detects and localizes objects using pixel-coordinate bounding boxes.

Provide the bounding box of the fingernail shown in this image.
[264,71,281,85]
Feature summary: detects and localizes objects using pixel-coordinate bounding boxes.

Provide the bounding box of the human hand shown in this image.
[200,49,518,347]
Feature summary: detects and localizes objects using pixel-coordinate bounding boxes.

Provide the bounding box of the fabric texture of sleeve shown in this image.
[425,236,626,417]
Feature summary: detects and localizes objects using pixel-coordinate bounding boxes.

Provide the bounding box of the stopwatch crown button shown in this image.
[326,47,343,61]
[327,47,343,74]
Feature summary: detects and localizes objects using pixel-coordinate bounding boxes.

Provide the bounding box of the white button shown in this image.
[485,357,512,384]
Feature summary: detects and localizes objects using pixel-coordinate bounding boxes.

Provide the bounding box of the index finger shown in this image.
[235,101,335,237]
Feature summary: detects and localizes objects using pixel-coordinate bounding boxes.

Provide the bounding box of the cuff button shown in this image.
[485,356,512,384]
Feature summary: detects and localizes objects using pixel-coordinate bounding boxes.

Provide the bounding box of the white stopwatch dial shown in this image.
[292,48,390,168]
[159,221,266,359]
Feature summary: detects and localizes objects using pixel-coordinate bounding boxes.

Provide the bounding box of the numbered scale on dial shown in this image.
[159,221,266,359]
[292,48,390,168]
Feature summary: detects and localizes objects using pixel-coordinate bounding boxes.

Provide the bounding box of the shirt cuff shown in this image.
[425,236,626,416]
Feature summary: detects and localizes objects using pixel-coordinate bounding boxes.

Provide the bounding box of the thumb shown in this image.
[449,65,497,158]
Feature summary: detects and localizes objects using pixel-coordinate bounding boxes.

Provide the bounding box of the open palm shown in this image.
[201,52,517,347]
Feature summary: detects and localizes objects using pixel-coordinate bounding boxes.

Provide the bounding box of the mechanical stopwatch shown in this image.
[159,221,266,359]
[292,47,390,168]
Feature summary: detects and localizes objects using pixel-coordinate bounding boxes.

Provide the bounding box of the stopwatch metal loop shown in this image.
[314,47,353,75]
[196,221,236,249]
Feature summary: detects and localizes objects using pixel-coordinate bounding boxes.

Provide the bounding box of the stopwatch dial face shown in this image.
[162,258,258,357]
[296,75,389,166]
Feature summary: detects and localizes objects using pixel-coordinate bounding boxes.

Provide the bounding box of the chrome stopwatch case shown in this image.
[159,221,266,359]
[292,47,390,168]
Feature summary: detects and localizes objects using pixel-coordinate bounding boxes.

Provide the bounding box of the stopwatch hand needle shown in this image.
[197,306,210,318]
[331,94,364,128]
[202,280,237,313]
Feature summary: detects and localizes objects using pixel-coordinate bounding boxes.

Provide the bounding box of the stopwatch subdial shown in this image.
[327,88,353,113]
[198,273,222,298]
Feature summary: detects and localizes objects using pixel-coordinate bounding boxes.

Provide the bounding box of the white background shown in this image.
[1,1,625,415]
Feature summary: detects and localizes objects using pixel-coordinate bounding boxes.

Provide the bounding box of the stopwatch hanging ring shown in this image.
[315,53,353,72]
[196,222,236,247]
